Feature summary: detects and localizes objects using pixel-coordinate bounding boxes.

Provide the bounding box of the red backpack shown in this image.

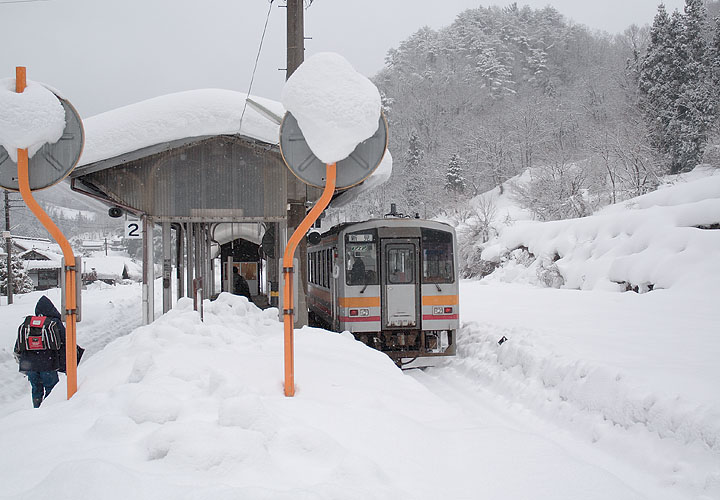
[17,316,62,352]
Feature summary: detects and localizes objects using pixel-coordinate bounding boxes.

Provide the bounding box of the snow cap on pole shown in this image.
[281,52,381,164]
[0,78,66,162]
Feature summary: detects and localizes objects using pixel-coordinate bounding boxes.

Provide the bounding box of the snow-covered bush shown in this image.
[510,163,594,221]
[456,199,500,278]
[0,252,34,294]
[535,256,564,288]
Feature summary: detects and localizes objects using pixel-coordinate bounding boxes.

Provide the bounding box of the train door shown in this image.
[380,239,420,329]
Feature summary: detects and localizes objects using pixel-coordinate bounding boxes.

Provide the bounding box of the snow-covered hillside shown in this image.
[470,167,720,292]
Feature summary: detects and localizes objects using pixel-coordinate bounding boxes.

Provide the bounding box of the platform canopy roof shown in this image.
[77,89,284,167]
[69,88,390,248]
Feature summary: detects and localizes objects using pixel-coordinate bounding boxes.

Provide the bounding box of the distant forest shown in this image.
[329,0,720,223]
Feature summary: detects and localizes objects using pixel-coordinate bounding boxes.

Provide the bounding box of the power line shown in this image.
[239,0,275,132]
[0,0,51,4]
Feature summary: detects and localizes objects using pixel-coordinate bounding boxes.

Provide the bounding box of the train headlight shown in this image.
[359,308,370,317]
[433,306,443,315]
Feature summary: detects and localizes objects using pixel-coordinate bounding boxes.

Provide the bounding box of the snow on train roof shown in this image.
[78,89,284,167]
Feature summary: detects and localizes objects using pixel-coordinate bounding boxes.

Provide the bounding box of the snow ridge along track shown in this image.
[437,321,720,498]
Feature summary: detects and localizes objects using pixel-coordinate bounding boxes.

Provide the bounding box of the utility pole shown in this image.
[286,0,309,326]
[4,190,13,305]
[286,0,304,80]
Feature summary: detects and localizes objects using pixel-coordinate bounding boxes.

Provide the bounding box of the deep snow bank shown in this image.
[0,293,452,499]
[454,281,720,498]
[480,173,720,291]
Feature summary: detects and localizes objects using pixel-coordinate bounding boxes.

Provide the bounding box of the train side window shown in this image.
[325,249,332,288]
[421,228,454,283]
[315,251,319,285]
[315,251,320,285]
[321,250,327,288]
[309,252,314,284]
[313,251,318,285]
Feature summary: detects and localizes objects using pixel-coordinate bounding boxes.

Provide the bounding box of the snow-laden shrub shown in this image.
[456,199,500,278]
[536,257,564,288]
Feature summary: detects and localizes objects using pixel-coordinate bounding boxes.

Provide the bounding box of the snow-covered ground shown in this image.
[0,174,718,500]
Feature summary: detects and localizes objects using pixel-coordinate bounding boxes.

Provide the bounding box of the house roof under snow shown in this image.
[82,256,142,281]
[13,236,62,254]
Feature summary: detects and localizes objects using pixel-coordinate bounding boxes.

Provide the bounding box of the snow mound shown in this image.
[0,293,452,499]
[281,52,381,164]
[455,322,720,452]
[480,173,720,291]
[0,78,66,162]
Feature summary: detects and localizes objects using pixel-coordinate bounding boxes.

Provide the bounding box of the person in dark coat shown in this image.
[233,266,253,302]
[13,296,66,408]
[349,257,366,285]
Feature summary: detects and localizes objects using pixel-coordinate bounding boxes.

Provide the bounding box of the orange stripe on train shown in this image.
[338,296,381,308]
[421,295,459,306]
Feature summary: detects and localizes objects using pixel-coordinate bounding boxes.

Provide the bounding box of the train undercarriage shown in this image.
[352,329,456,365]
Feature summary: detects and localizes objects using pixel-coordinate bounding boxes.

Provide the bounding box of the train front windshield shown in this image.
[421,228,454,283]
[346,231,379,285]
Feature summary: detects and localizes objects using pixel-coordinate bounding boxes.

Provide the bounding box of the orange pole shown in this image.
[15,66,26,93]
[15,67,78,399]
[282,162,336,396]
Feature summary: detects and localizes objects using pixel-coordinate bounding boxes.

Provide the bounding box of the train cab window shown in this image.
[421,228,454,283]
[387,245,415,284]
[345,230,378,286]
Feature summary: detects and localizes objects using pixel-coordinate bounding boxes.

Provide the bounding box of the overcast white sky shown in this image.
[1,0,687,118]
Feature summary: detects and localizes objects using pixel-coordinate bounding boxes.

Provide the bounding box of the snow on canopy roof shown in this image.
[78,90,284,167]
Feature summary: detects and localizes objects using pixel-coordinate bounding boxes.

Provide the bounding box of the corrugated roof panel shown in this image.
[80,137,287,220]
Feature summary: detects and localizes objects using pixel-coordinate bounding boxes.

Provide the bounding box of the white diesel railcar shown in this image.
[307,217,458,366]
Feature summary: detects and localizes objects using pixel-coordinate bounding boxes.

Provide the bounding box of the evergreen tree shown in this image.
[445,154,466,194]
[639,1,716,173]
[673,0,715,170]
[711,16,720,127]
[638,5,679,170]
[403,130,425,216]
[0,251,34,295]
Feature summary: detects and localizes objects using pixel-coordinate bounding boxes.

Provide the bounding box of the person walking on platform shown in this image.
[13,296,67,408]
[233,266,253,302]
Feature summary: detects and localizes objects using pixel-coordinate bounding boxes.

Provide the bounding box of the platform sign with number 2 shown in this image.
[125,220,142,239]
